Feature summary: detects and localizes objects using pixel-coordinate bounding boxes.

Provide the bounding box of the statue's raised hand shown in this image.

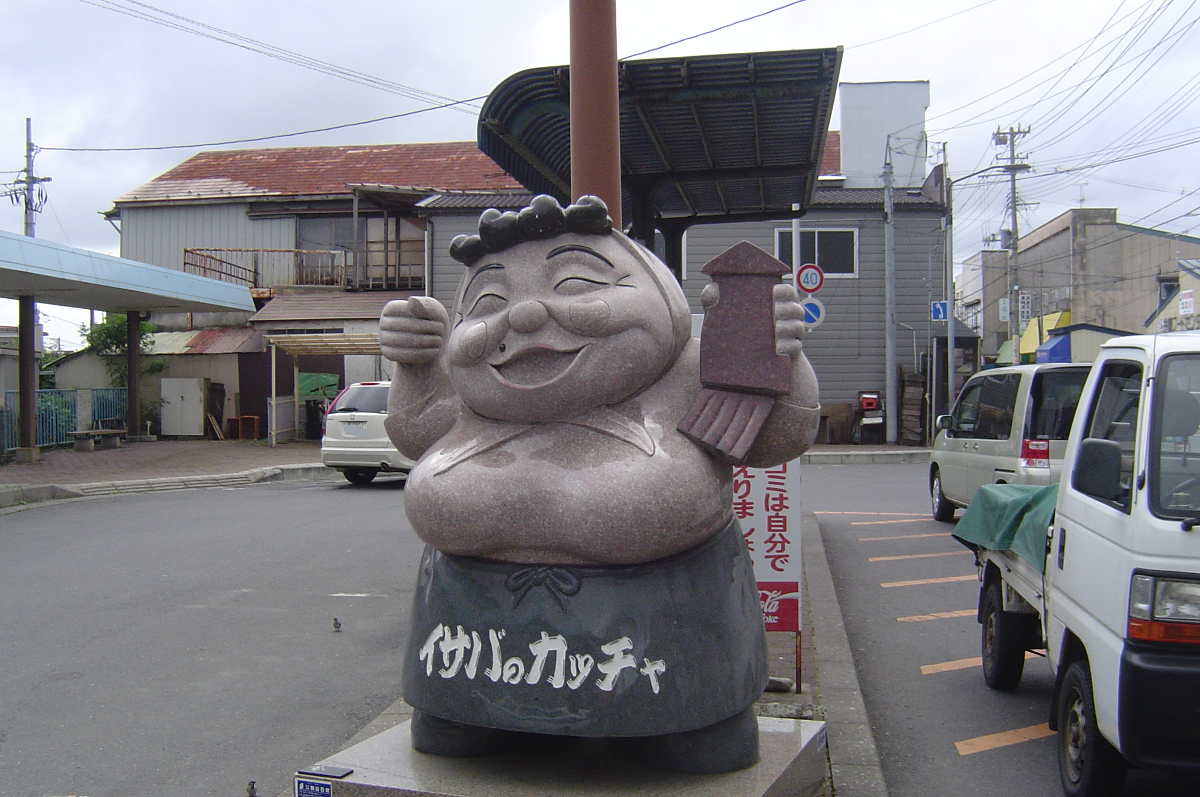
[773,283,810,357]
[380,296,449,366]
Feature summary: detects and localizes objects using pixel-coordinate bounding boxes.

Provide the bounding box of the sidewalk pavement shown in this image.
[1,438,911,796]
[0,438,928,494]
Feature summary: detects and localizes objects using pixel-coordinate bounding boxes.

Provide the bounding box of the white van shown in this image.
[930,363,1090,520]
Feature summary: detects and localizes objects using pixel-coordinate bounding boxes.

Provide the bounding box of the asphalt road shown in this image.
[806,461,1200,797]
[0,475,420,797]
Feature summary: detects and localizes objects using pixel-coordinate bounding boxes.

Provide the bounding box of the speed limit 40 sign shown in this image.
[795,263,824,294]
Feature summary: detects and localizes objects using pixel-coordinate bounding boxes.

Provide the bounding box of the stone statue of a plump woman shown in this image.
[379,194,819,773]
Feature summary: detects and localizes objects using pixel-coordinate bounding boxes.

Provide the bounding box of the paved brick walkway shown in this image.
[0,439,323,486]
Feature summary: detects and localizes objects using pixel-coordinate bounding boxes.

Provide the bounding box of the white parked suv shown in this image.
[320,381,414,484]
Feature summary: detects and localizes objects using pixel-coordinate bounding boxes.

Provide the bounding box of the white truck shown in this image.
[953,332,1200,797]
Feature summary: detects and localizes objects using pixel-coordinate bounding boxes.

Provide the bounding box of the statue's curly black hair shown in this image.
[448,194,613,266]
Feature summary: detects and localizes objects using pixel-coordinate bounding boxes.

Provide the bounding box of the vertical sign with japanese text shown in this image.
[732,461,802,632]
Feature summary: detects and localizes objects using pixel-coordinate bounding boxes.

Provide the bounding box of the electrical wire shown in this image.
[39,98,487,153]
[846,0,1001,49]
[45,0,831,153]
[620,0,810,59]
[75,0,479,113]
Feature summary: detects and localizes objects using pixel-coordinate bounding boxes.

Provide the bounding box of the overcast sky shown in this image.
[3,0,1198,349]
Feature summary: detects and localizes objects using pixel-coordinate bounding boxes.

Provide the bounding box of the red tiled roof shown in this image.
[114,142,522,205]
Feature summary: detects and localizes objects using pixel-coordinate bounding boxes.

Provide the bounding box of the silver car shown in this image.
[320,381,414,484]
[930,363,1089,521]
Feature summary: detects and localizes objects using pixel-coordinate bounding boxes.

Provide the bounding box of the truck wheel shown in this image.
[1057,660,1126,797]
[931,469,955,522]
[981,581,1026,690]
[343,467,378,485]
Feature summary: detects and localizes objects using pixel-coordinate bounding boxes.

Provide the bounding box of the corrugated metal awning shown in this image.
[249,292,414,323]
[265,333,380,356]
[143,327,264,355]
[479,48,842,228]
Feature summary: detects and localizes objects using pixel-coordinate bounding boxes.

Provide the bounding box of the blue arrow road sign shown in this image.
[931,301,948,321]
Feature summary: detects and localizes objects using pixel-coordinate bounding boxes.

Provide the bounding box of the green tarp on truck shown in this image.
[952,483,1058,573]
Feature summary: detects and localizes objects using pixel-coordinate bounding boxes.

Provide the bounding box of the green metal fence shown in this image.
[92,388,127,429]
[2,390,80,450]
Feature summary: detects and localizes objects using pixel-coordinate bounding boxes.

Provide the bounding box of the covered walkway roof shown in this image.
[0,229,255,314]
[478,47,842,237]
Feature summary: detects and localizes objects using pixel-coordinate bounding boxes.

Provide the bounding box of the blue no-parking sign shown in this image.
[800,297,825,328]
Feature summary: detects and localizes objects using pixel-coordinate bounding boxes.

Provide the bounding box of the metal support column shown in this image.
[125,311,142,438]
[17,296,38,459]
[569,0,622,227]
[270,342,278,448]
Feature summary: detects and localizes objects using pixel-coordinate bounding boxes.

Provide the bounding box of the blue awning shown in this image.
[1035,333,1071,363]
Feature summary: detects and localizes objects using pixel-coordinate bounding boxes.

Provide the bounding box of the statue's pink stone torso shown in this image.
[402,343,733,565]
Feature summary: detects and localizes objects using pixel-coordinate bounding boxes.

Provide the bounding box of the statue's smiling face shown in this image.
[447,232,678,422]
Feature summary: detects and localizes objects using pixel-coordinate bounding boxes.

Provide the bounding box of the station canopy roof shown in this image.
[0,229,254,314]
[478,47,843,227]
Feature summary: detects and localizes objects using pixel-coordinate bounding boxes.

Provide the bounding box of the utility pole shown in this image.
[11,118,51,461]
[20,119,50,237]
[883,137,898,444]
[994,126,1029,356]
[943,144,955,415]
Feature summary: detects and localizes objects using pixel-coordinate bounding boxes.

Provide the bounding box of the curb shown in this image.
[0,463,336,509]
[801,449,928,465]
[804,510,890,797]
[1,451,927,510]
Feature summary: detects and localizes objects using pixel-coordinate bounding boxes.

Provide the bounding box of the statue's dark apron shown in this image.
[401,518,767,737]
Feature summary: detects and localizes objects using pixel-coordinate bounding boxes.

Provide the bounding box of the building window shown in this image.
[297,215,424,290]
[775,228,858,277]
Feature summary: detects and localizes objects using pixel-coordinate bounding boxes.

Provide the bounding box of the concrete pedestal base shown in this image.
[295,718,827,797]
[12,447,40,464]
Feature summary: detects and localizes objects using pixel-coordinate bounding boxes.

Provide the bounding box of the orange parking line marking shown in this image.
[882,574,977,588]
[813,511,925,516]
[859,532,953,541]
[921,656,982,674]
[869,551,972,562]
[955,723,1054,755]
[850,518,932,526]
[897,609,976,623]
[921,651,1043,675]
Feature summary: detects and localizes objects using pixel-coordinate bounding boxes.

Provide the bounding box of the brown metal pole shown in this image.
[126,311,142,438]
[796,631,803,689]
[17,295,38,452]
[569,0,622,228]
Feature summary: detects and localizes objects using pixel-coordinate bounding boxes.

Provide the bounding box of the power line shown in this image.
[39,98,487,153]
[75,0,479,113]
[621,0,810,59]
[847,0,1001,49]
[45,0,828,154]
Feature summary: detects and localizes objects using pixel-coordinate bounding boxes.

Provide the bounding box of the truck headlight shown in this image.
[1156,580,1200,621]
[1128,573,1200,644]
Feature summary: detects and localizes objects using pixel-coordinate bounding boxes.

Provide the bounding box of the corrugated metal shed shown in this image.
[248,292,415,323]
[479,48,842,227]
[112,142,521,207]
[417,191,536,211]
[265,333,380,356]
[143,327,264,355]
